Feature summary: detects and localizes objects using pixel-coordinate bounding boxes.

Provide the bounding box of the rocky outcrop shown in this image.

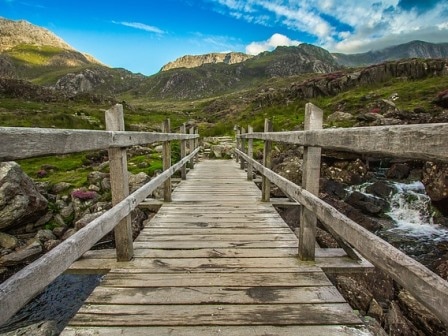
[161,52,253,71]
[0,162,48,230]
[0,18,72,52]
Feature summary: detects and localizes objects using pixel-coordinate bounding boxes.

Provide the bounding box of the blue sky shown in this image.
[1,0,447,75]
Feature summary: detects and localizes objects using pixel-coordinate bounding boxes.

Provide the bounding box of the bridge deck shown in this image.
[63,160,370,335]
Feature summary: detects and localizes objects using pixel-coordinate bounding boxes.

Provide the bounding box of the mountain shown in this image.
[140,44,342,99]
[333,40,448,67]
[161,52,253,71]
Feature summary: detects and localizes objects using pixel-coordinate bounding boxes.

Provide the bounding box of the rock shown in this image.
[334,275,373,314]
[326,111,353,123]
[43,239,61,251]
[88,184,101,192]
[365,181,397,199]
[433,89,448,108]
[386,301,419,336]
[0,162,48,230]
[60,203,74,220]
[368,298,384,321]
[53,214,66,226]
[35,229,56,242]
[0,232,18,249]
[88,171,108,185]
[131,208,147,239]
[320,179,348,199]
[129,172,150,193]
[61,228,76,240]
[74,211,105,231]
[386,163,411,180]
[52,226,67,238]
[322,159,368,185]
[1,320,59,336]
[422,162,448,201]
[0,241,42,266]
[210,144,233,159]
[101,178,111,191]
[346,191,389,215]
[51,181,71,194]
[35,212,53,227]
[398,290,447,335]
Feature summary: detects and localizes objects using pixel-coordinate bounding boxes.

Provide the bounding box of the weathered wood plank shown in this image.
[239,123,448,162]
[69,303,361,326]
[0,128,198,160]
[135,234,297,241]
[62,325,371,336]
[101,272,331,287]
[85,286,345,305]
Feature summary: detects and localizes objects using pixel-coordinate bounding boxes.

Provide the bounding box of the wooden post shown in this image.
[261,119,273,202]
[194,128,199,163]
[105,104,133,261]
[247,125,253,181]
[163,119,172,202]
[240,127,246,170]
[180,123,187,180]
[299,103,323,261]
[235,127,241,163]
[189,127,195,169]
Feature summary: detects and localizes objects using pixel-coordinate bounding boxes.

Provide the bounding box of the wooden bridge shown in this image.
[1,103,448,335]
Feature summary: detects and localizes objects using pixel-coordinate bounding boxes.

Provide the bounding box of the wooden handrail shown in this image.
[0,128,198,160]
[239,123,448,162]
[235,147,448,326]
[0,147,201,326]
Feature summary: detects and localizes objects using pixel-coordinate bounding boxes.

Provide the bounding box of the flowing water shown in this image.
[0,274,102,335]
[348,181,448,266]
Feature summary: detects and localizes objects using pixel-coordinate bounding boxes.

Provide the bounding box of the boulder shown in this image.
[346,191,389,215]
[129,172,150,193]
[385,301,419,336]
[422,162,448,201]
[35,229,56,243]
[326,111,353,123]
[365,181,397,199]
[0,162,48,230]
[74,211,105,231]
[0,241,42,267]
[0,232,18,249]
[398,289,447,336]
[386,163,411,180]
[334,275,373,314]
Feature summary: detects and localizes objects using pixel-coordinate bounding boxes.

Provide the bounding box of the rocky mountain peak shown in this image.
[0,17,73,52]
[161,52,253,71]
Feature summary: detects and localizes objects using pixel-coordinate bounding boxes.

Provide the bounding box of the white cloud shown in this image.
[209,0,448,54]
[246,33,301,55]
[113,21,165,34]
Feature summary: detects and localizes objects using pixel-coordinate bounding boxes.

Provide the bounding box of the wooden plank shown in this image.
[134,234,297,241]
[162,119,172,202]
[133,240,298,249]
[140,228,292,235]
[240,123,448,162]
[261,119,273,202]
[0,127,198,161]
[62,325,371,336]
[69,303,361,326]
[180,123,187,180]
[85,286,345,305]
[100,272,330,287]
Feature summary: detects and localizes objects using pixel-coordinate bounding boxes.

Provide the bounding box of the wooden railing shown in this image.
[0,104,200,325]
[235,102,448,326]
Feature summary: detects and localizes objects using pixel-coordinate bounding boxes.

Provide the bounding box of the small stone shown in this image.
[35,212,53,227]
[0,242,42,266]
[74,211,105,231]
[53,213,66,226]
[61,228,76,240]
[0,232,18,249]
[35,229,56,242]
[88,184,101,192]
[60,203,74,219]
[52,226,67,238]
[368,298,384,321]
[44,239,61,251]
[51,182,72,194]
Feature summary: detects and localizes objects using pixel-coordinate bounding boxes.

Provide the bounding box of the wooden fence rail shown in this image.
[235,102,448,326]
[0,104,200,326]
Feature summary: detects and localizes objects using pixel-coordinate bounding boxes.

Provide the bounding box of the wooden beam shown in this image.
[240,127,246,170]
[189,127,195,169]
[162,119,172,202]
[236,148,448,326]
[239,123,448,162]
[0,128,198,161]
[247,126,253,181]
[180,123,187,180]
[105,104,133,262]
[0,147,200,326]
[299,103,322,261]
[261,119,273,202]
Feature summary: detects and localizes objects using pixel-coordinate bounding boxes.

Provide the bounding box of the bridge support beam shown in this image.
[105,104,134,261]
[299,103,323,261]
[163,119,172,202]
[189,127,195,169]
[240,127,246,170]
[180,123,187,180]
[247,126,253,181]
[261,119,273,202]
